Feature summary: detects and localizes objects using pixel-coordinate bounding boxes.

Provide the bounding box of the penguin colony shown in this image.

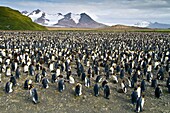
[0,31,169,112]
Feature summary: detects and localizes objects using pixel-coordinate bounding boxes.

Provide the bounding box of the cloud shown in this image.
[1,0,170,25]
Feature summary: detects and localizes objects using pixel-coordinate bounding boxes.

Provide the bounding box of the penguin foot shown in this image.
[33,101,39,104]
[105,97,109,99]
[95,94,99,97]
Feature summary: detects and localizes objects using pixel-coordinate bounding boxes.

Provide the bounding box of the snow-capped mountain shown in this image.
[148,22,170,29]
[21,9,107,28]
[135,21,170,29]
[22,9,64,26]
[134,21,151,28]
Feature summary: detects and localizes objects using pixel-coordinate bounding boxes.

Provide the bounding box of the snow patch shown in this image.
[45,13,64,26]
[71,13,80,24]
[134,21,151,27]
[28,11,44,22]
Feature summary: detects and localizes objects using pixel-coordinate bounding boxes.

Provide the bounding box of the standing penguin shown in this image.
[81,72,86,81]
[49,62,54,72]
[15,67,20,79]
[131,87,138,105]
[121,80,127,94]
[141,79,146,93]
[157,66,164,80]
[168,81,170,93]
[155,85,162,98]
[147,72,153,83]
[51,73,57,83]
[93,83,99,97]
[151,78,158,88]
[127,77,132,88]
[42,68,47,77]
[5,81,13,93]
[24,79,32,90]
[23,64,29,73]
[137,85,141,98]
[167,73,170,93]
[166,73,170,87]
[116,65,121,74]
[29,64,35,76]
[120,69,125,79]
[56,67,60,76]
[29,86,39,104]
[86,59,90,67]
[10,75,17,86]
[135,95,145,112]
[85,75,91,87]
[132,72,138,85]
[6,67,11,76]
[96,75,103,83]
[36,63,41,71]
[35,73,42,83]
[0,73,1,83]
[42,77,49,89]
[58,79,65,92]
[104,84,110,99]
[75,83,82,96]
[69,75,75,84]
[112,75,118,84]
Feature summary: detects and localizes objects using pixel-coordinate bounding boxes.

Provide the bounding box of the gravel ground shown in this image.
[0,64,170,113]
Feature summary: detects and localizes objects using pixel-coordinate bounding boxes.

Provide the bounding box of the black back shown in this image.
[5,82,10,93]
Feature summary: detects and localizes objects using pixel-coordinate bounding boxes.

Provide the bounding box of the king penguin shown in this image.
[75,83,82,96]
[29,85,39,104]
[94,83,99,97]
[104,84,110,99]
[5,81,13,93]
[58,79,65,92]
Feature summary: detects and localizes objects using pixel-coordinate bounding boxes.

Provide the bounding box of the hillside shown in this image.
[97,24,152,32]
[0,6,47,30]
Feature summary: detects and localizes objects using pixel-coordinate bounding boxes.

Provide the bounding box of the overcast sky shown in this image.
[1,0,170,25]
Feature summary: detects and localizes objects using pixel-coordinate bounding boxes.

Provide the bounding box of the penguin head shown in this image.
[137,84,140,88]
[142,94,145,99]
[28,79,32,85]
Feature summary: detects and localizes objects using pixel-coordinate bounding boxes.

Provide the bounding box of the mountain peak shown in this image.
[21,10,28,14]
[64,13,72,19]
[79,13,94,23]
[80,13,87,15]
[58,13,62,16]
[34,9,41,14]
[80,13,91,18]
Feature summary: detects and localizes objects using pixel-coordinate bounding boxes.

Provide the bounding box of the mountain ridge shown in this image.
[22,9,107,28]
[135,21,170,29]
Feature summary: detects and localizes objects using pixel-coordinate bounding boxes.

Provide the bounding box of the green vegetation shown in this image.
[0,6,47,30]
